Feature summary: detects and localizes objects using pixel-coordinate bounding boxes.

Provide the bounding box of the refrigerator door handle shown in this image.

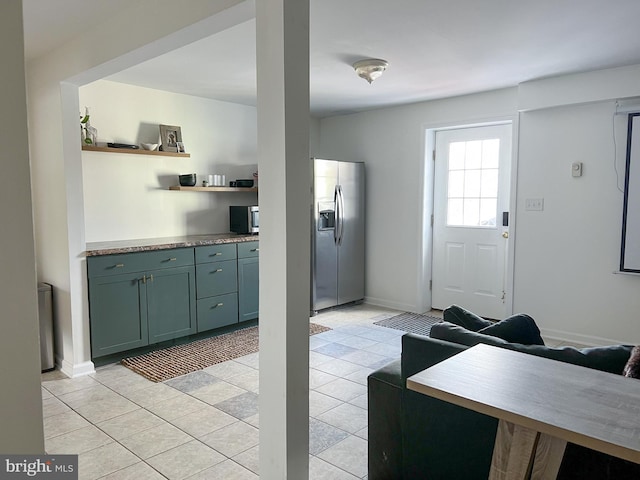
[333,185,339,245]
[336,185,345,246]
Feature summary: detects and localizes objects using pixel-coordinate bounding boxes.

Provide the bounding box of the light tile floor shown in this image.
[41,304,411,480]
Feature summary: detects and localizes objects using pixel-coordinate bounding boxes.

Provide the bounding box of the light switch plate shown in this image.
[572,162,583,177]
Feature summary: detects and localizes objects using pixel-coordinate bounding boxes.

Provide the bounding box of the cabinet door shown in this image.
[89,272,148,358]
[147,266,196,344]
[238,257,259,322]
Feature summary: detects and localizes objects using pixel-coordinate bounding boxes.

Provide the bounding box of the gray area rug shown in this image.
[373,312,442,336]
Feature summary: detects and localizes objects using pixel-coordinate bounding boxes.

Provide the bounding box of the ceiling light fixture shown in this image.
[353,58,388,84]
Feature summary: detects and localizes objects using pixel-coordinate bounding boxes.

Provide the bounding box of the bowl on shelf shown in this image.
[141,143,158,151]
[178,173,197,187]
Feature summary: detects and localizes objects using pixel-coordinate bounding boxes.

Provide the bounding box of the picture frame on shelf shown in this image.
[159,124,182,153]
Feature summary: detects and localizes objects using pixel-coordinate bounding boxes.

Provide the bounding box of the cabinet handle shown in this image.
[168,257,177,261]
[215,268,223,273]
[115,263,125,268]
[149,274,154,282]
[142,275,146,284]
[251,248,259,252]
[213,302,224,308]
[213,252,222,256]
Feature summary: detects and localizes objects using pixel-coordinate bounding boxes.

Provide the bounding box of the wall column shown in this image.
[256,0,310,478]
[0,0,45,453]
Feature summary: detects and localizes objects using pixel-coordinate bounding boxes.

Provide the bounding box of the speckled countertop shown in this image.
[86,233,259,256]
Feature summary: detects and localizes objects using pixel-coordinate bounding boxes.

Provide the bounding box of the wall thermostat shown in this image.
[572,162,583,177]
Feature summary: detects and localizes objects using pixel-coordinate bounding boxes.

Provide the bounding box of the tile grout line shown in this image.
[42,305,404,479]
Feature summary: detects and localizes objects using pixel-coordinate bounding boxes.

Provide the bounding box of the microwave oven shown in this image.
[229,206,259,234]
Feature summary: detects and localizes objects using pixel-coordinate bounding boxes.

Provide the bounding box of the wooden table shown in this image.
[406,344,640,480]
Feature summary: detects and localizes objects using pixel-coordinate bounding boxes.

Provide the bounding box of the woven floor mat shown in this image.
[121,322,331,382]
[373,312,442,336]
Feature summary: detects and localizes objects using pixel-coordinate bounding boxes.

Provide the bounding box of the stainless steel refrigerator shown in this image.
[311,158,365,312]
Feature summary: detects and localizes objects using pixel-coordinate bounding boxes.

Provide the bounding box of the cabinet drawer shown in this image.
[87,248,194,277]
[237,241,259,259]
[196,260,237,298]
[195,244,237,264]
[197,293,238,332]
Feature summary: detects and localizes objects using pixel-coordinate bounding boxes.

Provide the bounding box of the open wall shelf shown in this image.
[82,145,190,158]
[169,186,258,192]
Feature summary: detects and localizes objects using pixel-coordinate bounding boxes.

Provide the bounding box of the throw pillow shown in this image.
[478,313,545,346]
[442,305,493,331]
[623,345,640,378]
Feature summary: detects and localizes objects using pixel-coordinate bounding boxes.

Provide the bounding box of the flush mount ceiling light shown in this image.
[353,58,388,84]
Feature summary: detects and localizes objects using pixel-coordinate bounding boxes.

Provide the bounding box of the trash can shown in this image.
[38,282,54,371]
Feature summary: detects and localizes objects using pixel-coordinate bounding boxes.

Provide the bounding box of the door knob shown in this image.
[502,231,509,239]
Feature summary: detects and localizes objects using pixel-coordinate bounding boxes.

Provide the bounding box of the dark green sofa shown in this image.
[367,306,638,479]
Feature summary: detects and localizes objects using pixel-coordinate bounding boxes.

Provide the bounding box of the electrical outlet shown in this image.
[525,198,544,211]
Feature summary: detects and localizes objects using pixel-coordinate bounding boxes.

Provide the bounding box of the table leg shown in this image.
[530,434,567,480]
[489,420,539,480]
[489,419,568,480]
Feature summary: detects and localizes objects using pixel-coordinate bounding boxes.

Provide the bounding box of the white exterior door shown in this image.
[431,124,512,319]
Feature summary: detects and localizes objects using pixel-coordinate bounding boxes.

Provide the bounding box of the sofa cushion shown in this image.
[430,322,634,374]
[478,313,545,345]
[443,305,493,331]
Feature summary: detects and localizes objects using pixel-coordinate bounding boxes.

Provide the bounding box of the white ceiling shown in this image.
[22,0,640,117]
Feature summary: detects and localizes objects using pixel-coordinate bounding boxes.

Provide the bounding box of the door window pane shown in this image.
[447,138,500,227]
[449,142,466,170]
[480,169,499,198]
[480,199,497,226]
[448,170,464,197]
[464,141,482,169]
[463,199,480,226]
[464,169,481,197]
[482,139,500,168]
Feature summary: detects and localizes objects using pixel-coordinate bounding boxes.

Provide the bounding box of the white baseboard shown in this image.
[364,296,419,314]
[539,327,629,348]
[59,357,95,378]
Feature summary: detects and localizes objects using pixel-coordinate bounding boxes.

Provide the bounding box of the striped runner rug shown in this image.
[122,322,331,382]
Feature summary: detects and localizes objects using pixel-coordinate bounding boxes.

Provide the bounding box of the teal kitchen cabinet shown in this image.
[147,266,196,344]
[88,271,149,357]
[196,260,237,298]
[88,248,196,358]
[197,292,238,332]
[238,241,259,322]
[195,243,237,264]
[195,245,238,332]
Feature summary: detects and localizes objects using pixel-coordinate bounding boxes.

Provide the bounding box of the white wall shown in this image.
[0,0,44,453]
[80,81,257,242]
[319,66,640,346]
[319,89,518,313]
[514,100,640,345]
[26,0,252,375]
